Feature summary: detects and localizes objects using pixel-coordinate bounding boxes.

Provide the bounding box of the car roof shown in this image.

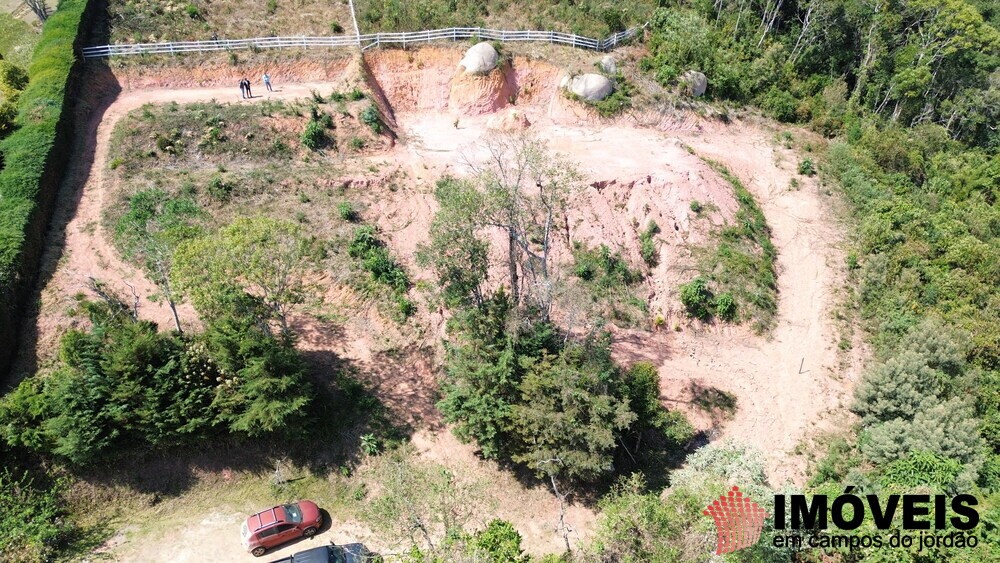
[248,505,287,531]
[266,544,369,563]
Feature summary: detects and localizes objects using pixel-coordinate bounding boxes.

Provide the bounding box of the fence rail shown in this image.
[81,26,643,59]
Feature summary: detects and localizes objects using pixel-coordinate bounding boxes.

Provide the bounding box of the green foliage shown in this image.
[0,0,89,371]
[798,157,816,176]
[439,294,690,483]
[417,177,489,308]
[337,201,359,222]
[588,74,633,117]
[330,21,345,34]
[714,292,736,321]
[691,162,777,331]
[468,519,529,563]
[679,277,712,319]
[0,297,312,465]
[880,450,964,492]
[301,119,327,150]
[349,225,410,295]
[573,243,642,286]
[172,216,316,331]
[689,200,703,213]
[266,0,278,15]
[638,221,660,267]
[590,443,791,562]
[183,3,200,18]
[360,104,383,134]
[0,468,75,560]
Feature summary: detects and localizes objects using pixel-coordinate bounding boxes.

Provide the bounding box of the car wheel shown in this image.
[303,527,318,537]
[251,547,267,557]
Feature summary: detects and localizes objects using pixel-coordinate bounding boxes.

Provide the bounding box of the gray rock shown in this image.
[459,42,499,75]
[681,70,707,97]
[561,73,614,101]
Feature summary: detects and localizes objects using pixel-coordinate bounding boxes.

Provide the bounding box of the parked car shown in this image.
[241,500,324,557]
[267,543,373,563]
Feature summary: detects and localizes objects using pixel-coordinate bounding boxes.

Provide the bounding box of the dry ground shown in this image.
[17,46,863,560]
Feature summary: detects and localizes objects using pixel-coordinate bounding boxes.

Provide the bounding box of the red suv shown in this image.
[241,500,323,557]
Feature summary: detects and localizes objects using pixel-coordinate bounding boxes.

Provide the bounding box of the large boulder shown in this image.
[560,73,614,101]
[681,70,707,97]
[459,42,499,75]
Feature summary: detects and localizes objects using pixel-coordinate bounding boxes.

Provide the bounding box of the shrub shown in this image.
[760,87,798,122]
[330,21,345,34]
[300,120,326,150]
[183,3,200,18]
[679,277,712,319]
[798,158,816,176]
[639,221,660,267]
[350,136,366,150]
[337,201,358,222]
[715,292,737,321]
[348,88,366,101]
[689,200,703,213]
[349,225,409,294]
[266,0,277,15]
[360,104,383,133]
[0,468,75,560]
[206,176,235,200]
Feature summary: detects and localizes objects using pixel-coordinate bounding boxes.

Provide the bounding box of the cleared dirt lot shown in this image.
[24,47,861,559]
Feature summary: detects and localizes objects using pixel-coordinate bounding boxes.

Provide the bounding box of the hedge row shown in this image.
[0,0,97,376]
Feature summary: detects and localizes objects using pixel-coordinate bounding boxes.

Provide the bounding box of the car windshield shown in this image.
[330,547,347,563]
[282,503,303,523]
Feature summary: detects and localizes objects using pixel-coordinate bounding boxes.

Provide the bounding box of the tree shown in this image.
[417,177,490,308]
[115,189,203,332]
[512,341,636,482]
[852,350,942,424]
[173,216,316,335]
[462,133,579,317]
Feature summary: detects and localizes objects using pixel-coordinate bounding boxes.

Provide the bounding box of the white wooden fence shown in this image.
[81,26,642,59]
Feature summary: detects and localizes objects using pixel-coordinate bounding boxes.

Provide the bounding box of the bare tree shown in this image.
[464,133,580,319]
[24,0,48,22]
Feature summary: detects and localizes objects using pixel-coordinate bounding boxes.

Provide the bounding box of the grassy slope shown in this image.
[108,0,655,42]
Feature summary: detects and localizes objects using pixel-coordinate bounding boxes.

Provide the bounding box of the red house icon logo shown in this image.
[703,486,769,554]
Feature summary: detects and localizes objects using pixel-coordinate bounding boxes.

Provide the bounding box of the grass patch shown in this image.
[681,160,778,332]
[0,14,39,68]
[571,242,647,326]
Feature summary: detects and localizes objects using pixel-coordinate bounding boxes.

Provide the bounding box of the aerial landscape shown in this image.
[0,0,997,561]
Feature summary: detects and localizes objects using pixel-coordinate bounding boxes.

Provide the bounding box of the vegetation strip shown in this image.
[0,0,97,377]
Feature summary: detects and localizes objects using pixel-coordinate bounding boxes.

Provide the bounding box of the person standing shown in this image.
[239,78,247,99]
[263,72,273,92]
[243,77,252,99]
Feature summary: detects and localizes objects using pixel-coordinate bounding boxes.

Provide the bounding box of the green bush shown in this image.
[679,277,712,319]
[300,119,327,150]
[639,221,660,267]
[715,291,737,321]
[0,297,313,465]
[798,157,816,176]
[337,201,358,222]
[349,225,410,295]
[0,468,75,560]
[360,104,383,133]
